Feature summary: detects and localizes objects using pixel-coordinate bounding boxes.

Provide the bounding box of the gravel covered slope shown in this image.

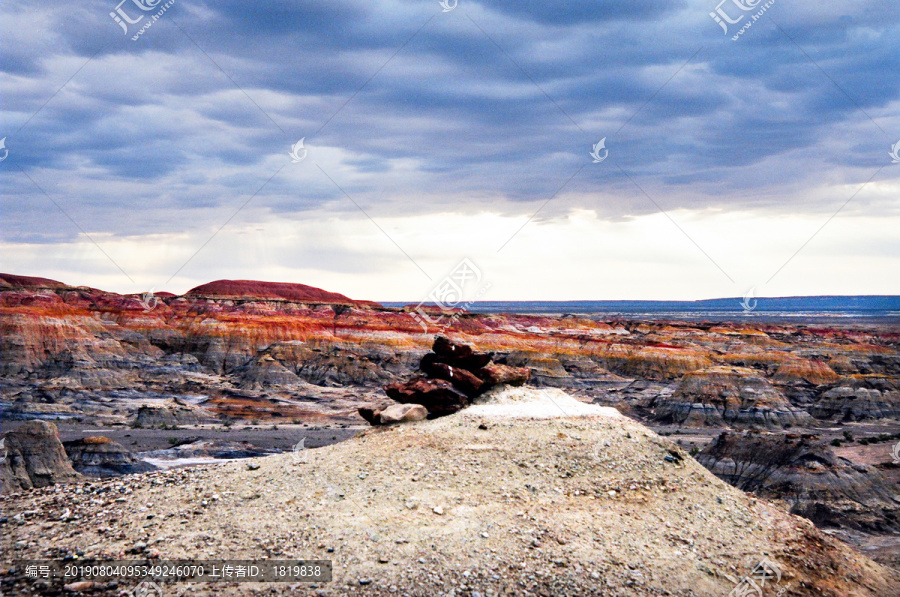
[3,388,899,596]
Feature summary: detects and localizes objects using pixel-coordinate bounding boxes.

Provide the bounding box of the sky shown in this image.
[1,0,898,301]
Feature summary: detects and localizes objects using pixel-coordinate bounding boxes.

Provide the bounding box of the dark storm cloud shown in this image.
[1,0,899,243]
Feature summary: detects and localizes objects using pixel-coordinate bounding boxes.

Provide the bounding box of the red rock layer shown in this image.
[185,279,380,308]
[2,273,899,425]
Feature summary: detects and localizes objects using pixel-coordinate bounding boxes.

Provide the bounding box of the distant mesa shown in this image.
[399,304,465,315]
[0,273,379,308]
[0,273,69,290]
[185,279,381,307]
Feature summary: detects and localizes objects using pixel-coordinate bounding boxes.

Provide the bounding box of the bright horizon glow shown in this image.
[3,208,897,302]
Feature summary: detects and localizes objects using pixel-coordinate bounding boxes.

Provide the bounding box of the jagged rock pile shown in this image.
[359,336,530,425]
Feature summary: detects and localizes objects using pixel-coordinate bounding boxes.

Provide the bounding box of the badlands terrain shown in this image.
[2,273,900,595]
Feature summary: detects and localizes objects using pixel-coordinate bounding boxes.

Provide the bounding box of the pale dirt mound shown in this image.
[2,389,898,596]
[466,385,622,419]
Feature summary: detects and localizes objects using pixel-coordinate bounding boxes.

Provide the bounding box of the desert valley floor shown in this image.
[1,274,899,596]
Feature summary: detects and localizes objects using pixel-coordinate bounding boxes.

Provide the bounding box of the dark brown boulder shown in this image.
[433,336,475,360]
[424,362,485,397]
[421,350,493,375]
[358,405,382,425]
[1,421,80,493]
[419,351,442,375]
[384,376,469,417]
[476,363,531,387]
[431,336,496,370]
[358,398,394,425]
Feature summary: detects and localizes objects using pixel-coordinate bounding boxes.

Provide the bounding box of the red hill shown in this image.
[0,273,70,290]
[185,279,380,307]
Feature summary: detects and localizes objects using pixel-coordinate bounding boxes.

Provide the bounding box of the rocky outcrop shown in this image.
[774,359,840,385]
[651,366,814,428]
[384,376,469,417]
[236,341,414,388]
[593,344,713,379]
[377,337,530,422]
[697,431,900,532]
[234,354,302,387]
[1,421,79,493]
[133,399,210,427]
[809,378,900,421]
[293,343,407,387]
[63,437,157,477]
[0,273,70,290]
[504,351,572,386]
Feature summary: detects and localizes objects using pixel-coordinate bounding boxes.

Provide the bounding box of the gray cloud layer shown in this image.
[2,0,899,246]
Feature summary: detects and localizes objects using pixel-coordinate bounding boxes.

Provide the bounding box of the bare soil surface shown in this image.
[2,388,898,597]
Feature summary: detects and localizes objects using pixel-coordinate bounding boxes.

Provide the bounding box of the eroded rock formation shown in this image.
[697,431,900,532]
[651,366,814,428]
[1,421,79,493]
[809,378,900,421]
[133,399,211,427]
[63,437,157,477]
[2,273,898,431]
